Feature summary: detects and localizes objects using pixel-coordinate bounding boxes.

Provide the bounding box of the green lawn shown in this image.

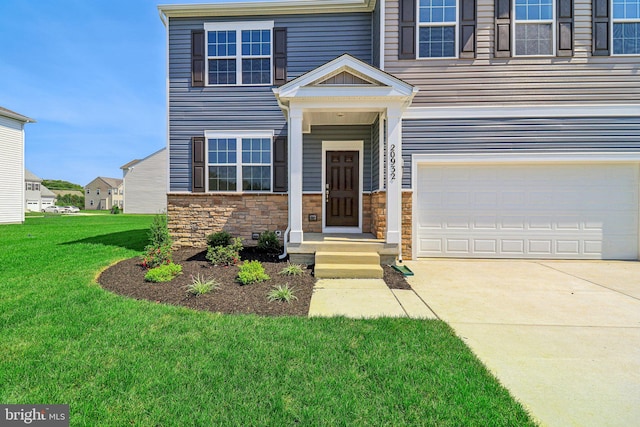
[0,215,536,426]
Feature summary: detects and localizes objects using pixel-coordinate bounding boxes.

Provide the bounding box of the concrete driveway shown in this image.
[404,259,640,427]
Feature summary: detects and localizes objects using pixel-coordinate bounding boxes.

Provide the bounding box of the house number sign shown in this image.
[389,144,396,182]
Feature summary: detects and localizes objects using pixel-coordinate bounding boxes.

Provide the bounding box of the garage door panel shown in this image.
[416,163,639,260]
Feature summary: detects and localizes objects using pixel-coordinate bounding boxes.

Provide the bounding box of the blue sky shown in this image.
[0,0,250,186]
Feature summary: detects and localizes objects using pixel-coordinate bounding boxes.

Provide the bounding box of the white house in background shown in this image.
[0,106,34,224]
[24,169,55,211]
[84,177,123,210]
[120,148,167,214]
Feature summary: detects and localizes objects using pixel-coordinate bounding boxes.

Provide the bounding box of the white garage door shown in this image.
[415,163,639,259]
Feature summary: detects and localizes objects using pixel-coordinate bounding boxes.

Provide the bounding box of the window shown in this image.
[90,200,94,206]
[96,189,100,195]
[86,189,90,194]
[613,0,640,54]
[34,183,40,191]
[418,0,457,58]
[108,189,112,195]
[205,22,273,85]
[206,132,272,192]
[514,0,554,56]
[26,183,32,191]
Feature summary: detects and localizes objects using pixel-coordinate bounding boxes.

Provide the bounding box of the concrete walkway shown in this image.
[308,278,437,319]
[405,259,640,427]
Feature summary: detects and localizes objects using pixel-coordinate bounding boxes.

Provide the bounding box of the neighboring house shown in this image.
[0,106,34,224]
[24,169,56,211]
[84,177,123,210]
[158,0,640,261]
[120,148,168,214]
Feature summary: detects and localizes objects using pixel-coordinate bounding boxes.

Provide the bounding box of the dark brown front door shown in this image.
[326,151,359,227]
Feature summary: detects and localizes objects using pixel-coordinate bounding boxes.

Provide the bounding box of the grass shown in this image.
[0,215,536,426]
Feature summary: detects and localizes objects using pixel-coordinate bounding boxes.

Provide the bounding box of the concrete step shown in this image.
[314,263,384,279]
[315,251,380,266]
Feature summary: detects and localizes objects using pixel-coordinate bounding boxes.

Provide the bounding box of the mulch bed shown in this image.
[98,247,411,317]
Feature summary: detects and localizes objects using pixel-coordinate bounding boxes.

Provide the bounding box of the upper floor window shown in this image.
[96,189,100,195]
[514,0,554,56]
[205,22,273,85]
[34,183,40,191]
[86,189,90,195]
[26,183,32,191]
[418,0,458,58]
[613,0,640,54]
[206,132,272,192]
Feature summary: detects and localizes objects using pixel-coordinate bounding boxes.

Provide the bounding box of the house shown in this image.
[24,169,56,211]
[120,148,168,214]
[0,106,35,224]
[84,177,123,210]
[158,0,640,263]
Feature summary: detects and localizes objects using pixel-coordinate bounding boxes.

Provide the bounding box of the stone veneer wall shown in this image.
[402,191,412,260]
[302,194,322,233]
[168,193,288,248]
[368,190,413,260]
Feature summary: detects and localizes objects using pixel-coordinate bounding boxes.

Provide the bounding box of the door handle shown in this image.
[325,184,330,203]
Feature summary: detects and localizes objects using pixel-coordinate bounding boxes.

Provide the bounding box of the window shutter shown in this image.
[399,0,417,59]
[191,30,205,87]
[495,0,512,57]
[192,136,206,193]
[273,28,287,86]
[592,0,610,56]
[460,0,477,58]
[273,136,288,192]
[557,0,574,56]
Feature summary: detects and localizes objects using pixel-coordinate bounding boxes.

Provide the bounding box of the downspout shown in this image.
[276,96,291,260]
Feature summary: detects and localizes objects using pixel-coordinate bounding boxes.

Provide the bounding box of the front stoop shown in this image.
[314,251,384,279]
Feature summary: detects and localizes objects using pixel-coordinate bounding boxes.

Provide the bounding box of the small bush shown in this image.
[279,262,304,276]
[237,260,270,285]
[267,284,298,303]
[148,213,172,248]
[142,244,173,269]
[257,231,281,252]
[145,263,182,283]
[207,231,231,248]
[206,237,243,266]
[186,274,221,295]
[110,205,120,214]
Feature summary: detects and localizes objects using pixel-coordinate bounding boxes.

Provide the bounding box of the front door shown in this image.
[325,151,359,227]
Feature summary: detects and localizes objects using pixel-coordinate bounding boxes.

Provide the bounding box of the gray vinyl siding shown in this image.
[402,116,640,188]
[372,0,381,67]
[168,14,372,191]
[302,125,374,193]
[123,149,168,214]
[384,0,640,106]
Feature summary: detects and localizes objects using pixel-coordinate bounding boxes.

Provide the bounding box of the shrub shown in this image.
[207,231,231,248]
[267,284,298,303]
[206,237,243,266]
[186,274,221,295]
[148,213,172,248]
[279,262,304,276]
[142,244,173,269]
[257,231,281,252]
[110,205,120,214]
[145,263,182,283]
[237,260,270,285]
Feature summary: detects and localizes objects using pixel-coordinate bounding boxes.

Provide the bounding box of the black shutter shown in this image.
[557,0,574,56]
[495,0,512,57]
[273,28,287,86]
[191,30,205,87]
[593,0,610,55]
[192,136,205,193]
[273,136,288,192]
[399,0,417,59]
[460,0,477,58]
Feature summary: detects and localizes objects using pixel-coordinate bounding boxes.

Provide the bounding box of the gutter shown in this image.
[274,93,291,260]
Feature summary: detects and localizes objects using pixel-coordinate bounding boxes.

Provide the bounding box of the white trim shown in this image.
[512,0,556,57]
[379,0,386,70]
[321,140,364,233]
[378,115,386,190]
[165,23,171,196]
[203,21,274,31]
[404,104,640,119]
[411,152,640,165]
[416,0,460,59]
[611,0,640,56]
[205,130,275,139]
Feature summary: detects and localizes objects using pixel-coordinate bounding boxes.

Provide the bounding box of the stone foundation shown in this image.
[167,191,413,259]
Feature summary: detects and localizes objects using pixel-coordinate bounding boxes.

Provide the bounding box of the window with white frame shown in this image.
[514,0,554,56]
[206,133,272,192]
[205,22,273,85]
[613,0,640,54]
[418,0,457,58]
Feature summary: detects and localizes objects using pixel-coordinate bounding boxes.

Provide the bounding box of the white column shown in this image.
[385,107,402,244]
[288,106,304,243]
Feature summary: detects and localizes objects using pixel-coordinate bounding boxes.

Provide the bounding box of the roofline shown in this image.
[0,107,35,123]
[158,0,376,21]
[120,147,166,169]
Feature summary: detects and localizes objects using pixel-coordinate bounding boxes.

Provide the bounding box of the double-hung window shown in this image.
[514,0,554,56]
[613,0,640,54]
[205,22,273,85]
[206,132,272,192]
[418,0,458,58]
